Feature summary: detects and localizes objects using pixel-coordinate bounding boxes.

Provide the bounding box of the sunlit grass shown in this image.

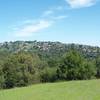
[0,79,100,100]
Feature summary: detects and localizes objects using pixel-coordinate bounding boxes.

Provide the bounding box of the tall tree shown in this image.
[2,52,42,88]
[57,50,96,80]
[96,56,100,78]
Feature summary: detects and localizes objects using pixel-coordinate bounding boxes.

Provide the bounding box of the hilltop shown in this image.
[0,41,100,89]
[0,41,100,60]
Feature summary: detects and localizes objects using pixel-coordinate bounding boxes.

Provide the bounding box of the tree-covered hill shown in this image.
[0,41,100,89]
[0,41,100,60]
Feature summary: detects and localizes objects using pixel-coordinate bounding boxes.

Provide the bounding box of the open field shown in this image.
[0,79,100,100]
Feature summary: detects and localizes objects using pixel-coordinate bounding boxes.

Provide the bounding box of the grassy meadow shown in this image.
[0,79,100,100]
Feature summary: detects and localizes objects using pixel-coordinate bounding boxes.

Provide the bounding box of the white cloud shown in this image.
[66,0,96,8]
[22,20,35,24]
[42,6,65,17]
[52,15,68,20]
[51,6,64,10]
[42,10,54,17]
[14,20,53,37]
[11,5,68,38]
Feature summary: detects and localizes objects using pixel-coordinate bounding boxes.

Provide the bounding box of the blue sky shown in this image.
[0,0,100,46]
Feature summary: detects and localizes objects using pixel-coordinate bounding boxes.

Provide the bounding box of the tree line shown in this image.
[0,49,100,89]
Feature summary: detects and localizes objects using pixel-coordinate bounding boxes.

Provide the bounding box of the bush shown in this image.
[57,50,96,80]
[40,67,57,82]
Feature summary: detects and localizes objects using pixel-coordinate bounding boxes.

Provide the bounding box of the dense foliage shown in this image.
[57,50,96,80]
[0,41,100,89]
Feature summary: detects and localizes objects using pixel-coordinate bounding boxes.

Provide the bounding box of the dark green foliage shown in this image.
[96,56,100,78]
[0,41,99,89]
[78,61,96,79]
[57,50,96,80]
[40,67,57,82]
[2,52,42,88]
[0,65,4,89]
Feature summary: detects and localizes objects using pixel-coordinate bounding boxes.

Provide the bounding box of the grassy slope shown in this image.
[0,80,100,100]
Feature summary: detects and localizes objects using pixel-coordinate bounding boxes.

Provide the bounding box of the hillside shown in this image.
[0,79,100,100]
[0,41,100,60]
[0,41,100,89]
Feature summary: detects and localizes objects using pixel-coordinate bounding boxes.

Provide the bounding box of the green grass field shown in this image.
[0,79,100,100]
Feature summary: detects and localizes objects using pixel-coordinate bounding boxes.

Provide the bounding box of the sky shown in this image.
[0,0,100,46]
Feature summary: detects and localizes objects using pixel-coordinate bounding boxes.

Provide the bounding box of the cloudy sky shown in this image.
[0,0,100,46]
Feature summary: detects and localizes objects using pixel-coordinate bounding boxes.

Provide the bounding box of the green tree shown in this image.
[96,56,100,78]
[57,50,96,80]
[0,64,5,89]
[2,52,42,88]
[40,67,57,82]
